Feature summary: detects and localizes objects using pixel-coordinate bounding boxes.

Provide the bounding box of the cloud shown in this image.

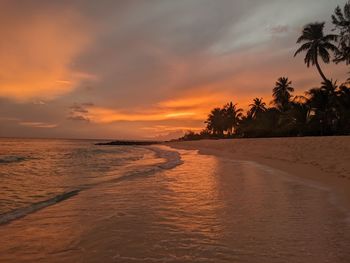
[85,106,200,123]
[68,103,93,122]
[0,0,348,139]
[19,122,57,128]
[0,2,93,101]
[141,124,204,140]
[63,94,214,139]
[68,115,90,122]
[158,95,226,110]
[268,25,289,35]
[66,92,232,124]
[0,117,20,122]
[32,100,46,105]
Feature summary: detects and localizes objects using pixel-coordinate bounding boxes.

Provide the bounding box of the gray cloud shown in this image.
[68,103,93,122]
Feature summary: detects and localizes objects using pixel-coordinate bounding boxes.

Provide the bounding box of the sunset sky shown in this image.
[0,0,348,140]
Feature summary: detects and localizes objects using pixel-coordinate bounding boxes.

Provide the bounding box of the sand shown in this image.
[167,136,350,210]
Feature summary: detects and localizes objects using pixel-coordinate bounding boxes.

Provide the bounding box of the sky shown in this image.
[0,0,349,140]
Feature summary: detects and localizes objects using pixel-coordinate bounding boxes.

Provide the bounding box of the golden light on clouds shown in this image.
[141,125,202,132]
[158,93,230,111]
[0,10,91,101]
[19,122,57,128]
[158,96,218,109]
[71,92,233,124]
[1,0,347,139]
[85,107,202,123]
[164,112,195,118]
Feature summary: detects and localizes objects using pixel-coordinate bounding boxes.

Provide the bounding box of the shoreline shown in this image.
[166,136,350,211]
[0,145,182,226]
[1,138,350,261]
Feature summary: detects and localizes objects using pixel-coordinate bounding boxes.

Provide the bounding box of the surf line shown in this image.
[0,190,80,225]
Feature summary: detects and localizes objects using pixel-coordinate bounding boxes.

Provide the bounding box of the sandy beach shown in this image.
[1,138,350,262]
[167,136,350,210]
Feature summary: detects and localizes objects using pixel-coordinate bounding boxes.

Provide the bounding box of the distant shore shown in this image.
[96,140,159,146]
[166,136,350,210]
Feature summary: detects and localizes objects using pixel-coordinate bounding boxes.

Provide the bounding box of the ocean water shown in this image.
[1,138,350,262]
[0,138,181,223]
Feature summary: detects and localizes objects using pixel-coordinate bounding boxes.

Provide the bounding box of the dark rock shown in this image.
[95,140,160,146]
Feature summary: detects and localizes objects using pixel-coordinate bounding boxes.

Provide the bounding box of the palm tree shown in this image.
[337,83,350,133]
[306,81,340,135]
[273,77,294,111]
[205,108,225,136]
[224,102,243,135]
[249,98,267,119]
[288,101,310,136]
[332,1,350,64]
[294,22,338,83]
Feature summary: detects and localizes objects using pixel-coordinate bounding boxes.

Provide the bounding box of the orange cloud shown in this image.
[85,107,201,123]
[19,122,57,128]
[141,125,202,132]
[159,95,223,109]
[72,90,236,124]
[69,92,231,124]
[141,125,203,140]
[67,90,247,126]
[0,9,92,101]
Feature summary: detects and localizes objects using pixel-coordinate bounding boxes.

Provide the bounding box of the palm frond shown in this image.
[318,46,330,63]
[294,42,312,57]
[296,35,312,43]
[322,42,339,52]
[304,50,315,67]
[344,1,350,20]
[322,34,338,42]
[333,5,345,24]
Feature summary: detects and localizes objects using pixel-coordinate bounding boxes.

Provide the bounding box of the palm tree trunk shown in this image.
[315,53,329,83]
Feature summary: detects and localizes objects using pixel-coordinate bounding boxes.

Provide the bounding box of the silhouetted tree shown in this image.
[332,1,350,64]
[337,83,350,133]
[224,102,243,135]
[205,108,226,136]
[306,81,340,135]
[288,100,310,136]
[199,128,212,138]
[177,5,350,141]
[272,77,294,112]
[181,130,201,141]
[249,98,267,118]
[294,23,338,83]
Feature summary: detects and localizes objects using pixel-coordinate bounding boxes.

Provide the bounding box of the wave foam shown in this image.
[147,145,183,169]
[0,145,183,225]
[0,156,27,164]
[0,190,80,225]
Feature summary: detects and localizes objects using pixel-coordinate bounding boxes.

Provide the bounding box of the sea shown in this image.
[1,138,350,262]
[0,138,181,224]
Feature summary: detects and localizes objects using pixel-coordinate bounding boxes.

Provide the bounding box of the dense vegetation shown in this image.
[180,1,350,141]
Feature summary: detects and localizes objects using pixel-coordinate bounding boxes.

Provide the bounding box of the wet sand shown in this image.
[1,144,350,262]
[167,136,350,210]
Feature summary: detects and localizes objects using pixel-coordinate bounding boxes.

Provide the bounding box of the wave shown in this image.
[0,145,183,226]
[0,155,27,164]
[0,190,80,225]
[148,145,183,169]
[81,146,183,183]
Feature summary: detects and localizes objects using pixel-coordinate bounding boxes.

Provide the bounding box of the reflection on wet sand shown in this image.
[1,148,350,262]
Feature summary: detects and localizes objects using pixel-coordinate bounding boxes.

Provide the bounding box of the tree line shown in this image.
[180,1,350,140]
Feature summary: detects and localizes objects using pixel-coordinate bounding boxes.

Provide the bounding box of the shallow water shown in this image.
[0,140,350,262]
[0,138,169,217]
